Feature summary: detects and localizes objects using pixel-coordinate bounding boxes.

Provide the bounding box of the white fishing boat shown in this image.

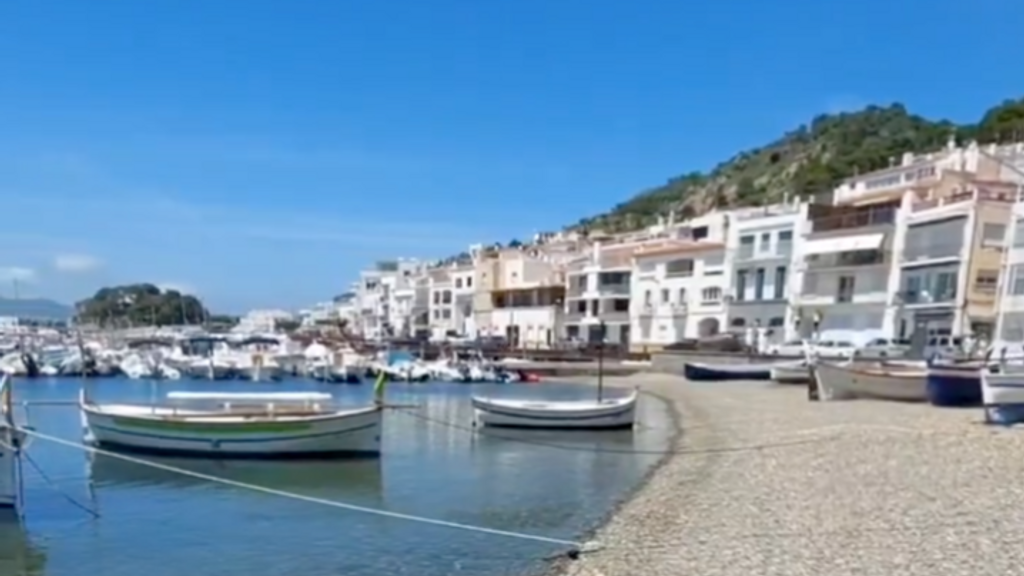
[472,389,638,429]
[0,376,24,509]
[79,390,384,458]
[813,361,928,402]
[770,362,811,384]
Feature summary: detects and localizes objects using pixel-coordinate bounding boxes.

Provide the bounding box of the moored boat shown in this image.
[813,361,928,402]
[0,376,24,509]
[79,391,383,458]
[981,364,1024,424]
[471,390,638,429]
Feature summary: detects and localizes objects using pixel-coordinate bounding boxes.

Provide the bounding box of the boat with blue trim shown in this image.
[925,361,983,407]
[79,390,383,458]
[684,360,803,381]
[471,390,638,429]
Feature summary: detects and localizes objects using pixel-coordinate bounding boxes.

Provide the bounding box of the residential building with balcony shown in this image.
[726,202,801,338]
[896,179,1017,340]
[629,239,729,351]
[564,243,635,345]
[355,258,426,340]
[997,197,1024,343]
[471,245,566,347]
[793,198,901,343]
[427,261,476,339]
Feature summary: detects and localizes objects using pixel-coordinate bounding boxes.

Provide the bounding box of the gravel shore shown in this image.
[561,374,1024,576]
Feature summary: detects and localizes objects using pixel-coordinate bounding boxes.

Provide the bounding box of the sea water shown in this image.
[2,377,671,576]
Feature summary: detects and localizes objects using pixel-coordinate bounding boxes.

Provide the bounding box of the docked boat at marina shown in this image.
[79,391,384,458]
[812,361,928,402]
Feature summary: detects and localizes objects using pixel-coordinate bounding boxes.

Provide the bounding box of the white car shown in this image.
[766,339,810,357]
[813,340,858,358]
[858,337,911,359]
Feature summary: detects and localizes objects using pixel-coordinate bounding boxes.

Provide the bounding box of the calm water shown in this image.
[1,378,672,576]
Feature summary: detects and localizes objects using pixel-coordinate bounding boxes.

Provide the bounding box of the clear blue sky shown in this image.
[0,0,1021,312]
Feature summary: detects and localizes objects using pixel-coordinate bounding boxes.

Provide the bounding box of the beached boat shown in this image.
[471,390,638,429]
[813,361,927,402]
[926,362,983,407]
[981,363,1024,424]
[79,391,384,458]
[770,362,811,384]
[685,360,803,382]
[0,376,24,509]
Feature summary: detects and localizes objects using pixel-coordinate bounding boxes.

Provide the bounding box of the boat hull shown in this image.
[81,405,383,458]
[770,363,811,384]
[813,362,927,402]
[926,365,982,407]
[981,370,1024,424]
[471,395,637,429]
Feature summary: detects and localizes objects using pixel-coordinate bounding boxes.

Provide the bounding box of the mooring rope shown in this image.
[17,427,600,553]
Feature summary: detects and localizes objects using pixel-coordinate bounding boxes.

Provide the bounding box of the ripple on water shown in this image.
[4,377,672,576]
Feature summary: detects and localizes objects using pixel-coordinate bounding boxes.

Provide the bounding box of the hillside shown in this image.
[575,98,1024,233]
[0,297,73,321]
[76,283,209,327]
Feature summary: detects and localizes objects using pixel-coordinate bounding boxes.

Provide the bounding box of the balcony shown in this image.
[596,282,630,296]
[736,241,793,262]
[805,249,889,271]
[807,203,898,235]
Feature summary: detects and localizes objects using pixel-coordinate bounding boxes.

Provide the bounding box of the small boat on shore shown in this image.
[471,390,638,429]
[981,363,1024,424]
[685,360,803,382]
[770,362,811,384]
[79,390,384,458]
[926,362,983,407]
[813,361,928,402]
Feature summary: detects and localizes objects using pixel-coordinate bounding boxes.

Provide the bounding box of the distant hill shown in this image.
[0,297,74,320]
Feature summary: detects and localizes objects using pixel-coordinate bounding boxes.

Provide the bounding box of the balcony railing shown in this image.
[809,206,897,234]
[737,241,793,262]
[597,283,630,296]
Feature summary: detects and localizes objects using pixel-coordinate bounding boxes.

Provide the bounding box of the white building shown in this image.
[354,259,427,340]
[629,212,731,350]
[725,202,802,341]
[474,246,565,348]
[235,309,295,333]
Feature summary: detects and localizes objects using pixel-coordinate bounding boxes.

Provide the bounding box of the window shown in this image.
[837,275,855,302]
[1014,218,1024,248]
[441,309,452,319]
[692,226,709,240]
[677,288,686,304]
[701,287,722,302]
[660,289,670,304]
[466,277,473,288]
[665,259,694,277]
[730,318,746,328]
[768,317,785,327]
[612,298,629,312]
[982,222,1007,247]
[754,268,765,300]
[442,290,452,304]
[759,232,771,253]
[643,290,652,305]
[455,278,463,289]
[432,292,440,305]
[738,235,755,259]
[774,266,787,299]
[974,269,999,293]
[736,270,748,301]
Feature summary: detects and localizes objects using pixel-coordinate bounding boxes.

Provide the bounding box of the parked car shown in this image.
[857,337,911,359]
[814,340,858,358]
[766,339,810,357]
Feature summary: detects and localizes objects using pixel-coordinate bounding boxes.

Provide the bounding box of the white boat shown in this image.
[79,390,383,457]
[471,390,638,429]
[770,362,811,384]
[0,376,24,509]
[813,361,927,402]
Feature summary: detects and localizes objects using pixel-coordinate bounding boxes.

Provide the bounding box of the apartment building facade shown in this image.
[354,259,426,340]
[726,203,800,338]
[563,242,634,345]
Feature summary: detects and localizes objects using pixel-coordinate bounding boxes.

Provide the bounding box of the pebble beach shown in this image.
[561,373,1024,576]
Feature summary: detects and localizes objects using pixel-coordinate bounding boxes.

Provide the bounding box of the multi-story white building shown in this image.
[473,245,565,348]
[355,258,427,340]
[726,202,802,340]
[235,309,295,333]
[628,212,731,350]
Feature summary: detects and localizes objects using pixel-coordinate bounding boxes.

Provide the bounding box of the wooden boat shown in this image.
[981,364,1024,424]
[0,375,24,509]
[926,362,983,407]
[812,361,927,402]
[471,390,638,429]
[685,360,804,382]
[79,391,383,458]
[770,362,811,384]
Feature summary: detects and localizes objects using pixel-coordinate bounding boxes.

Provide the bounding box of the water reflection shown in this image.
[0,512,47,576]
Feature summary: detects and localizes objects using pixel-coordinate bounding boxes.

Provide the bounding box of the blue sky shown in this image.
[1,0,1021,312]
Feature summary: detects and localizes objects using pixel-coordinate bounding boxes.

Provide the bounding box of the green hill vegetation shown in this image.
[76,283,212,327]
[575,97,1024,233]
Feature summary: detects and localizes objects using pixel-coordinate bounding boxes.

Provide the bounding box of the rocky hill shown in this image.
[76,283,210,327]
[575,98,1024,233]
